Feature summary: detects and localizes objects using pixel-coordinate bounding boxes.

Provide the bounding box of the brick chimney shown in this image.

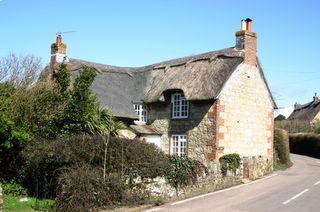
[235,18,257,66]
[313,93,318,102]
[294,102,301,110]
[50,34,67,68]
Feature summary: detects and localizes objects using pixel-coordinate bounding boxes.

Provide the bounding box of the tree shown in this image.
[0,54,42,88]
[275,114,286,121]
[0,114,31,180]
[53,63,70,95]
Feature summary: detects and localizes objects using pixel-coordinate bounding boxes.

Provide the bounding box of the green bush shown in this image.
[274,128,292,168]
[55,165,128,211]
[1,180,28,196]
[275,120,313,133]
[219,153,241,176]
[289,133,320,159]
[166,155,208,195]
[22,135,171,198]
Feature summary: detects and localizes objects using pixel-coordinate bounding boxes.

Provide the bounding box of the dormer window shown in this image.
[134,104,148,123]
[171,93,189,119]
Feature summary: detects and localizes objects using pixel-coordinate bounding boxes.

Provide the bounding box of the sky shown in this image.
[0,0,319,110]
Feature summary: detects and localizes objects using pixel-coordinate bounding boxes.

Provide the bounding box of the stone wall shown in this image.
[148,168,242,201]
[217,63,274,161]
[148,63,274,175]
[149,100,215,166]
[242,156,273,180]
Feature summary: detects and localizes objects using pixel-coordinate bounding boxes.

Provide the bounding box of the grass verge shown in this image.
[3,195,55,212]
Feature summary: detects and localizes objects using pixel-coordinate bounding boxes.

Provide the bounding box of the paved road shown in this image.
[145,154,320,212]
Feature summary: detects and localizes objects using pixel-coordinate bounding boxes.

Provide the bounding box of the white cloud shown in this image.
[274,106,294,118]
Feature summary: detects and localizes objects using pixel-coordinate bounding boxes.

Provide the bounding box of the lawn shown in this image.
[3,195,55,212]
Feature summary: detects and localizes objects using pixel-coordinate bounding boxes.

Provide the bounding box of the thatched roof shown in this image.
[288,99,320,122]
[47,47,275,119]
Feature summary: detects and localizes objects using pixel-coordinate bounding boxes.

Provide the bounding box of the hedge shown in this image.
[274,128,292,167]
[289,133,320,159]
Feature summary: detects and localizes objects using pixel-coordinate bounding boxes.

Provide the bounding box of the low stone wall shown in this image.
[242,156,273,180]
[146,156,272,201]
[147,171,242,201]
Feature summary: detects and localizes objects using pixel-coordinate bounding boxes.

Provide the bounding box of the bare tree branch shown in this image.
[0,53,42,87]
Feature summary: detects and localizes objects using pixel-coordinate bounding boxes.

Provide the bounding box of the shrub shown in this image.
[219,153,241,176]
[55,165,128,211]
[107,138,170,181]
[289,133,320,159]
[22,135,171,199]
[1,180,28,196]
[166,155,208,195]
[274,128,292,168]
[275,120,313,133]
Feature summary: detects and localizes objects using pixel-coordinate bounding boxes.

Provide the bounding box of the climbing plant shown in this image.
[219,153,241,177]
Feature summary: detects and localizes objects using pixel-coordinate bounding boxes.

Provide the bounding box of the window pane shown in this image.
[171,134,187,156]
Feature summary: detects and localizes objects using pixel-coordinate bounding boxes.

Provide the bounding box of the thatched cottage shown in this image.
[288,94,320,123]
[45,19,276,176]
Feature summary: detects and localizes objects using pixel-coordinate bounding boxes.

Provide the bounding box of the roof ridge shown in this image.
[68,47,243,73]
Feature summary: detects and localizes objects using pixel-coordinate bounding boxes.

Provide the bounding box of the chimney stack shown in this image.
[235,18,257,66]
[50,34,67,68]
[313,93,318,102]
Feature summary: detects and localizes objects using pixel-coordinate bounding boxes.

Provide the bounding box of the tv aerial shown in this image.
[56,30,76,36]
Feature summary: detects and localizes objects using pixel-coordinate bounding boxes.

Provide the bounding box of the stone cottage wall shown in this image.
[217,63,274,163]
[149,100,216,166]
[313,112,320,123]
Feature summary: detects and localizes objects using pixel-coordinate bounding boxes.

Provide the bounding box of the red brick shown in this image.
[207,152,216,161]
[268,110,274,118]
[267,124,273,131]
[218,105,225,113]
[267,148,273,156]
[216,132,224,140]
[217,118,224,126]
[207,111,216,118]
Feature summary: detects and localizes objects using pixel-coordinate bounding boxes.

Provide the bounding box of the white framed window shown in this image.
[171,135,187,156]
[171,93,189,119]
[134,104,148,123]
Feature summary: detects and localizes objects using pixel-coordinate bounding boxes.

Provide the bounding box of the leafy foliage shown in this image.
[56,166,128,211]
[0,115,31,180]
[1,180,28,196]
[219,153,241,176]
[289,133,320,159]
[166,155,208,195]
[21,136,169,196]
[53,63,70,94]
[273,128,292,168]
[275,120,313,133]
[274,114,286,121]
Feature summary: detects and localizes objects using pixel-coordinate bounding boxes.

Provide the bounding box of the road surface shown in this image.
[145,154,320,212]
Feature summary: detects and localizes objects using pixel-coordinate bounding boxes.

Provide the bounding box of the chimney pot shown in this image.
[56,35,62,44]
[241,19,246,30]
[313,93,318,102]
[246,18,252,32]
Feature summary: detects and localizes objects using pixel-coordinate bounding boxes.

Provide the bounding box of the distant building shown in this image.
[288,94,320,123]
[42,19,276,178]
